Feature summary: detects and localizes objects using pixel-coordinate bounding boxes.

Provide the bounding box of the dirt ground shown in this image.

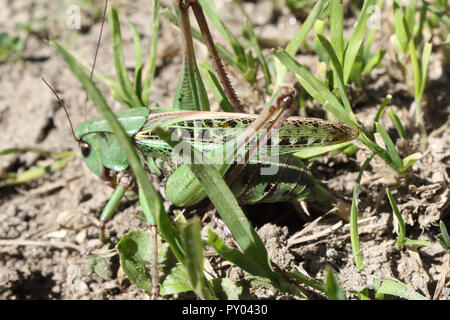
[0,0,448,300]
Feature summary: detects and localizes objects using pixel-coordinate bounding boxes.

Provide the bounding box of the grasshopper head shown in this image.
[43,78,150,185]
[73,107,150,185]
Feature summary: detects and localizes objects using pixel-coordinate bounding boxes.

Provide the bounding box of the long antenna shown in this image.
[83,0,109,120]
[42,77,78,141]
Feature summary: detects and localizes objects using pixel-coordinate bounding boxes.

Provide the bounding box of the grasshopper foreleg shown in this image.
[82,171,134,256]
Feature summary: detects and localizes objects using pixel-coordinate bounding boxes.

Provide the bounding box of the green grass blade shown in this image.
[273,49,355,127]
[290,269,325,293]
[52,40,185,264]
[386,187,406,246]
[244,17,271,91]
[438,220,450,250]
[387,188,430,247]
[377,280,427,300]
[386,107,407,139]
[285,0,327,56]
[374,94,392,123]
[330,0,344,63]
[0,157,71,188]
[152,127,282,287]
[207,230,275,279]
[275,0,326,88]
[182,219,216,300]
[317,35,352,114]
[362,48,385,74]
[127,20,143,97]
[375,122,403,169]
[393,0,409,52]
[343,0,374,84]
[142,0,160,106]
[351,153,374,270]
[199,61,234,112]
[419,42,432,98]
[108,6,143,107]
[325,266,346,300]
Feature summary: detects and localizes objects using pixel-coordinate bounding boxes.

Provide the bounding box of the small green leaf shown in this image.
[401,152,421,170]
[375,122,403,169]
[438,220,450,251]
[85,245,113,280]
[159,263,191,296]
[386,107,407,139]
[210,278,243,300]
[325,267,346,300]
[377,280,427,300]
[116,231,170,295]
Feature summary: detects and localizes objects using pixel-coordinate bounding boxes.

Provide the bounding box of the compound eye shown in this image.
[79,141,91,157]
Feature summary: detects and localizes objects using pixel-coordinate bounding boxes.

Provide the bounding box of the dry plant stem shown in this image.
[186,0,245,113]
[415,102,428,151]
[433,256,449,300]
[0,239,83,252]
[177,0,196,68]
[150,223,159,300]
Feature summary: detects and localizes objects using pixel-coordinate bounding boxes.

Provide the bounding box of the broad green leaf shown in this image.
[116,231,171,295]
[160,263,192,295]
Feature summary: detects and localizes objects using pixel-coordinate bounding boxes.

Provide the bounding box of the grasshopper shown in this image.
[50,0,359,297]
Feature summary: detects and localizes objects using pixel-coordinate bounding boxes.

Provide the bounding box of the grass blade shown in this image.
[386,107,407,139]
[342,0,374,84]
[377,280,427,300]
[142,0,160,106]
[53,40,186,264]
[275,0,326,88]
[351,153,374,270]
[325,266,346,300]
[108,6,143,107]
[182,219,216,299]
[199,61,234,113]
[375,122,403,169]
[273,49,355,127]
[152,127,282,287]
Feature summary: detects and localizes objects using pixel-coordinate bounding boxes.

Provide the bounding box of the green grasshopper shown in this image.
[70,88,358,250]
[50,0,359,297]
